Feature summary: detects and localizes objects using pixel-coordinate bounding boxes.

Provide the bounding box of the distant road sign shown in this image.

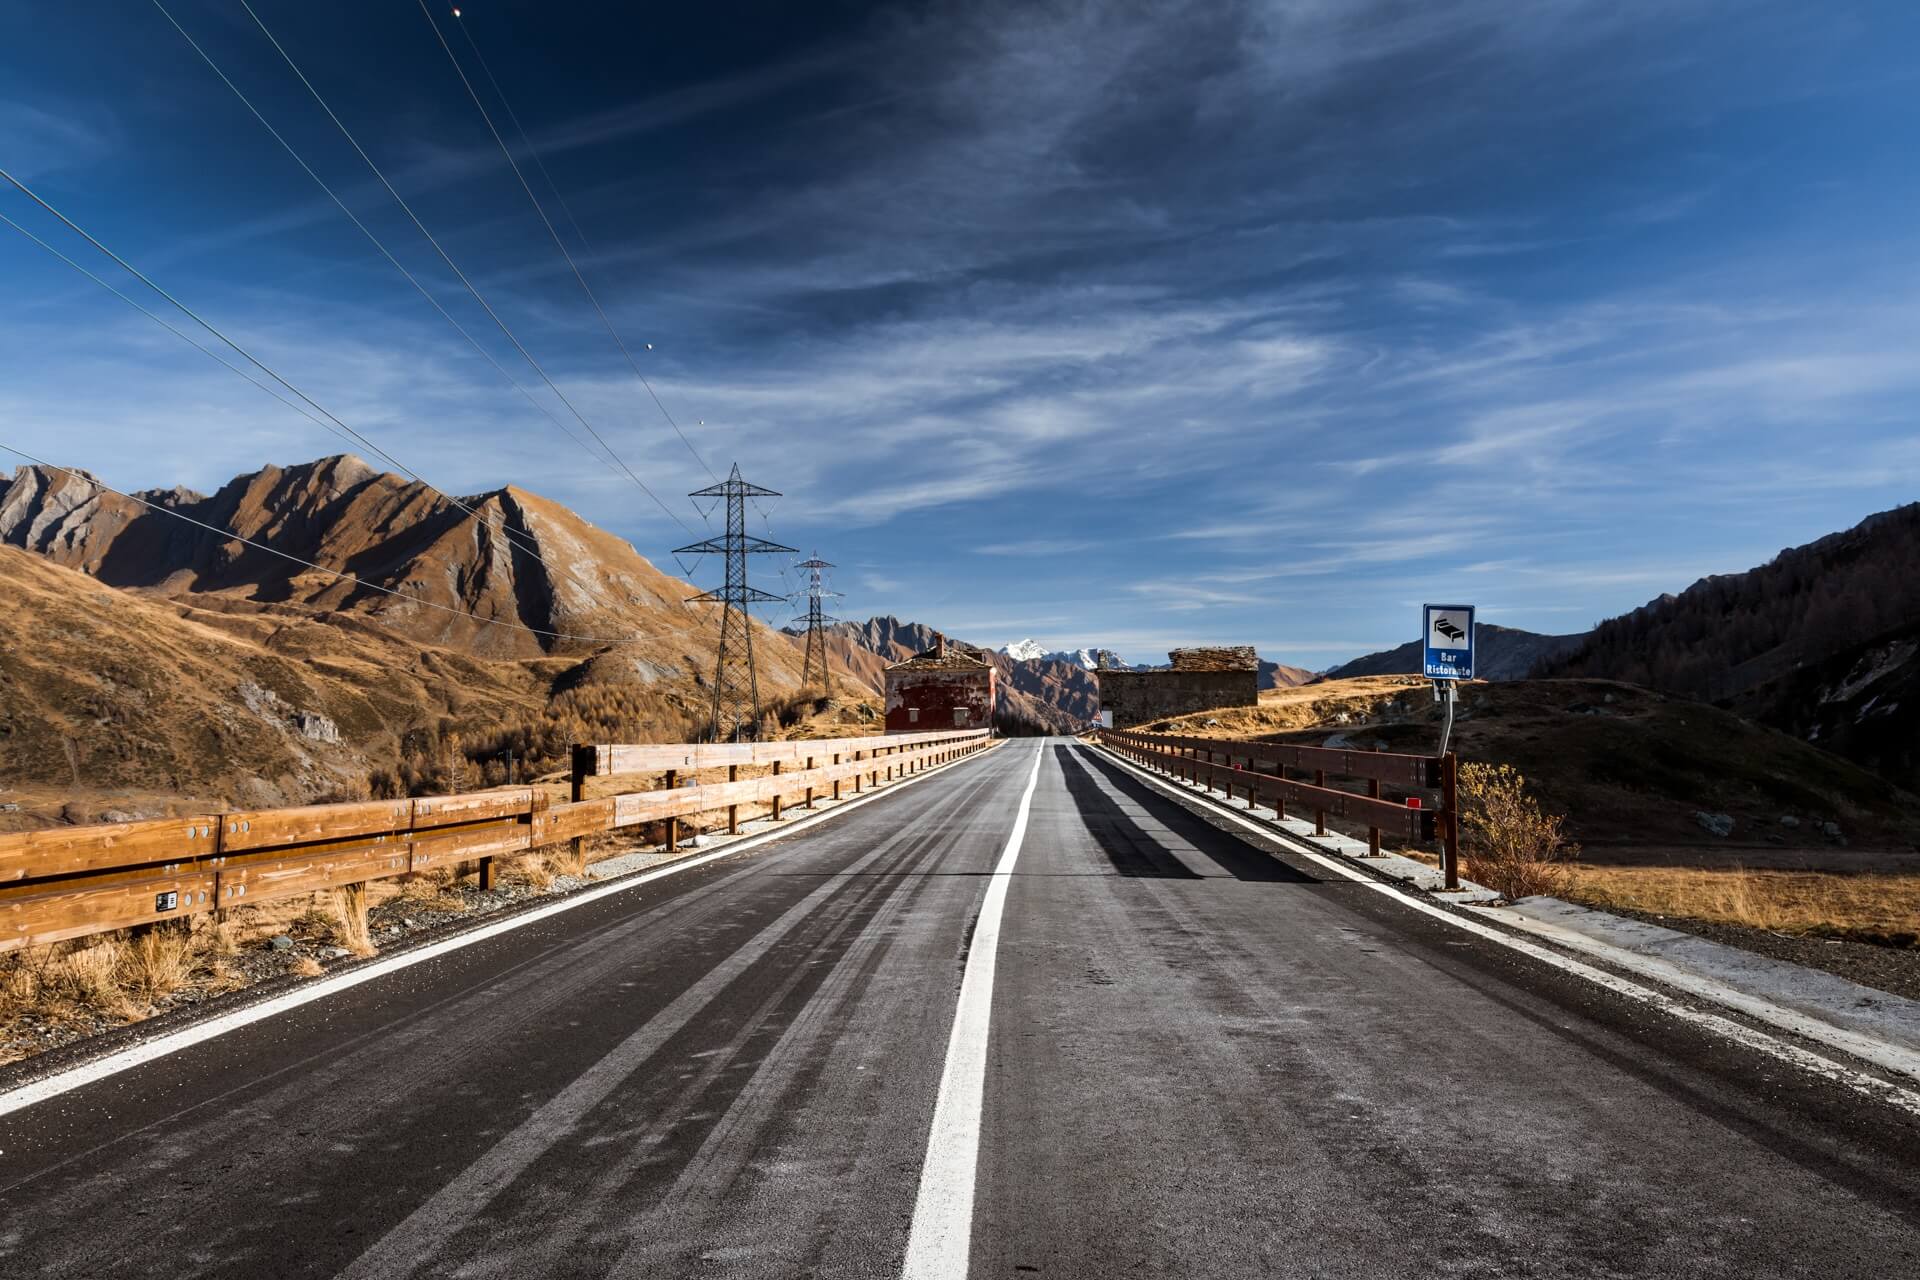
[1423,604,1475,680]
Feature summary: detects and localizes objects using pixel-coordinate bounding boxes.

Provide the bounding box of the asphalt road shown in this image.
[3,738,1918,1278]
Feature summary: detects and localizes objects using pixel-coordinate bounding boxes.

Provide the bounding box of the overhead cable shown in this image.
[0,165,562,565]
[149,0,655,549]
[231,0,696,536]
[425,0,720,483]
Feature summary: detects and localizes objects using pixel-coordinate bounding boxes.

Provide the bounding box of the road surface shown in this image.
[2,738,1918,1277]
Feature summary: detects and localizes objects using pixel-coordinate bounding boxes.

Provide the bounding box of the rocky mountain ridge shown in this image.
[1325,623,1589,682]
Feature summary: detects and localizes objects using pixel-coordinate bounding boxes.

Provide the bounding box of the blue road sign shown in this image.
[1423,604,1475,680]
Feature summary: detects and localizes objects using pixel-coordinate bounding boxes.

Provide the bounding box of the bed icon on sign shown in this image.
[1422,604,1476,680]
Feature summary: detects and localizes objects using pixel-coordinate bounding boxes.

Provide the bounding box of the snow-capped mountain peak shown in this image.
[999,640,1129,671]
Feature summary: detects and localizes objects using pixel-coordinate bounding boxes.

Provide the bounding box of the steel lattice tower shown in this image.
[676,464,796,741]
[794,552,841,699]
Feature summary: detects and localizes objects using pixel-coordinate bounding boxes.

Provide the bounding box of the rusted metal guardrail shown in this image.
[0,728,991,952]
[1096,728,1460,888]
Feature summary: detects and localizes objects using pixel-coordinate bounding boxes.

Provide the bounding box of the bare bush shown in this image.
[44,942,135,1018]
[126,926,194,999]
[1458,762,1580,900]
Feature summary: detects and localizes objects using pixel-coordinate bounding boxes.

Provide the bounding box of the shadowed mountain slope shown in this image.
[1534,502,1920,790]
[1325,623,1588,682]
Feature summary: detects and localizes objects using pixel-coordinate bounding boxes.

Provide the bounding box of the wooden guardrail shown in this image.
[0,728,991,952]
[1096,728,1461,888]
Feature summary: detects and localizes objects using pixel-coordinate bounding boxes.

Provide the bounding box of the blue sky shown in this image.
[3,0,1918,667]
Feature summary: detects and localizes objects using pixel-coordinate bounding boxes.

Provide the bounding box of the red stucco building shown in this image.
[883,634,997,734]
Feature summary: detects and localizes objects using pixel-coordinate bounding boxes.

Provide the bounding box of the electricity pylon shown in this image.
[794,552,841,700]
[675,464,795,741]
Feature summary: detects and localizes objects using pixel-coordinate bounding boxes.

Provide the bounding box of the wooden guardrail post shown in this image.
[569,744,593,875]
[805,756,817,809]
[728,764,740,833]
[771,760,783,820]
[832,753,842,800]
[1366,746,1382,856]
[1442,750,1460,890]
[1313,768,1327,835]
[664,769,679,852]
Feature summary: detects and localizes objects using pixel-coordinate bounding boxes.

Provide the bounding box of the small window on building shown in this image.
[909,707,919,723]
[954,708,969,726]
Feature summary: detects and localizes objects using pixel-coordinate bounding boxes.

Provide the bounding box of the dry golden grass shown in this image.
[395,873,470,915]
[290,955,324,978]
[501,852,558,892]
[3,941,138,1021]
[126,927,195,999]
[1564,866,1920,943]
[290,906,344,945]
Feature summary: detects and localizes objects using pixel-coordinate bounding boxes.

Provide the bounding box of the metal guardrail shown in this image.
[1095,728,1461,888]
[0,729,991,952]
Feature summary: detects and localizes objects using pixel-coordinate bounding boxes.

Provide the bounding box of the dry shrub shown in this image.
[397,872,469,914]
[200,919,240,957]
[126,926,194,999]
[330,885,376,956]
[44,942,135,1018]
[0,953,43,1018]
[290,955,324,978]
[1459,761,1580,900]
[501,853,556,892]
[291,906,344,945]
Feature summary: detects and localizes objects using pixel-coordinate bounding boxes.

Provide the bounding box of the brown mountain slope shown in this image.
[0,545,550,817]
[0,457,882,821]
[1260,660,1316,689]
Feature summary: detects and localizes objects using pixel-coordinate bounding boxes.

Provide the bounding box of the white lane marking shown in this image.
[0,744,1000,1121]
[1090,743,1920,1120]
[338,802,965,1280]
[902,742,1047,1280]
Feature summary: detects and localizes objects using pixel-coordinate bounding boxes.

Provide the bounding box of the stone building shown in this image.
[884,633,997,734]
[1096,646,1260,728]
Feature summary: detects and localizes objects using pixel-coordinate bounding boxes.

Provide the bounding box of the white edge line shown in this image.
[1089,742,1920,1119]
[0,742,1005,1120]
[1459,904,1920,1083]
[901,741,1047,1280]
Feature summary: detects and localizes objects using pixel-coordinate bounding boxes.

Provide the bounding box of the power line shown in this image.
[0,209,345,445]
[230,0,695,537]
[0,165,564,565]
[0,176,661,644]
[0,443,648,646]
[148,0,654,547]
[426,0,719,484]
[0,201,664,640]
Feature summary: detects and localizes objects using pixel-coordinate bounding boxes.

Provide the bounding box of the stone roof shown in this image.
[1168,646,1258,672]
[885,636,993,673]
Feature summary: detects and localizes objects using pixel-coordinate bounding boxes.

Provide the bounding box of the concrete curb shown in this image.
[1469,897,1920,1082]
[1089,740,1920,1087]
